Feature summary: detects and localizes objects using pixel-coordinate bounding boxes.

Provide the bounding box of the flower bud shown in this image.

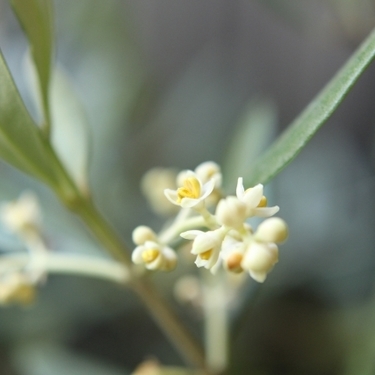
[215,196,247,228]
[195,161,222,186]
[141,167,179,216]
[132,226,157,245]
[255,217,288,243]
[0,192,41,238]
[242,242,278,274]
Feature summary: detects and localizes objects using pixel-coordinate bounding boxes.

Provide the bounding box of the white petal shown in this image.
[162,246,177,261]
[206,248,221,270]
[195,256,207,268]
[201,178,216,198]
[236,177,245,199]
[131,245,146,264]
[145,254,164,270]
[252,205,279,217]
[210,257,222,274]
[243,184,263,208]
[176,170,190,186]
[180,197,201,208]
[180,230,203,240]
[249,270,267,283]
[164,189,179,205]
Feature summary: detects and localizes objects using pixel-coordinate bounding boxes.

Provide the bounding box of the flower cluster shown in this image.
[0,192,46,305]
[131,226,177,271]
[132,161,288,282]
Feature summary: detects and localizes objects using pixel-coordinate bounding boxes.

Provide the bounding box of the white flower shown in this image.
[180,228,225,273]
[132,241,177,271]
[221,234,247,273]
[215,196,247,229]
[241,242,279,283]
[164,170,215,208]
[0,192,41,237]
[236,178,279,218]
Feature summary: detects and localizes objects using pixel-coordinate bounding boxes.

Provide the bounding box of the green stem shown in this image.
[55,187,208,370]
[133,278,209,372]
[1,253,129,283]
[202,271,229,374]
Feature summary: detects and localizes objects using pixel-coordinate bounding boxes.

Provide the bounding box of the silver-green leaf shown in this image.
[11,0,53,131]
[245,27,375,186]
[0,50,60,188]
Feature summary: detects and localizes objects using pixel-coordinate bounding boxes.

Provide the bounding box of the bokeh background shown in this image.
[1,1,375,374]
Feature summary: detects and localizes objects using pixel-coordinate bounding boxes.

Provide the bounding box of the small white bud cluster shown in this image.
[0,192,42,240]
[131,226,177,271]
[133,161,288,282]
[0,192,47,305]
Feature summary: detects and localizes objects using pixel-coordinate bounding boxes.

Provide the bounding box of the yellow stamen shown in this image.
[226,253,243,273]
[258,196,267,207]
[199,249,213,260]
[142,249,160,263]
[177,177,201,203]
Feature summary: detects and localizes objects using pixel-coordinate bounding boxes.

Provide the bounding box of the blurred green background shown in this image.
[1,1,375,374]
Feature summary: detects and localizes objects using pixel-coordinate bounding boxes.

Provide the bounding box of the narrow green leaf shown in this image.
[11,0,53,131]
[50,65,90,194]
[0,50,58,187]
[245,27,375,186]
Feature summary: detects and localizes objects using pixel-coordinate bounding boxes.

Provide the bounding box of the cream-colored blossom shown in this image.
[164,170,215,208]
[215,196,247,229]
[132,241,177,271]
[254,217,288,244]
[180,228,225,273]
[236,178,279,218]
[0,192,41,237]
[241,242,279,282]
[221,234,247,273]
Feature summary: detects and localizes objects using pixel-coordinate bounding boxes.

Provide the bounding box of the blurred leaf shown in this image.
[223,97,276,191]
[23,51,90,194]
[245,27,375,186]
[0,50,61,187]
[11,0,53,129]
[50,65,90,194]
[13,341,126,375]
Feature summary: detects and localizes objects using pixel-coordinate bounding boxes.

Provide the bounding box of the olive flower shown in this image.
[132,241,177,271]
[180,228,226,273]
[236,178,279,218]
[164,171,215,208]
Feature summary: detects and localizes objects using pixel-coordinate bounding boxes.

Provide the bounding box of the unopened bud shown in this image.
[215,196,247,228]
[132,226,157,245]
[255,217,288,243]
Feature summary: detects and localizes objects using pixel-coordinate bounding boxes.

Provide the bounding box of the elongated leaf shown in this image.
[50,66,90,193]
[245,27,375,186]
[24,53,90,194]
[0,50,59,187]
[11,0,53,129]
